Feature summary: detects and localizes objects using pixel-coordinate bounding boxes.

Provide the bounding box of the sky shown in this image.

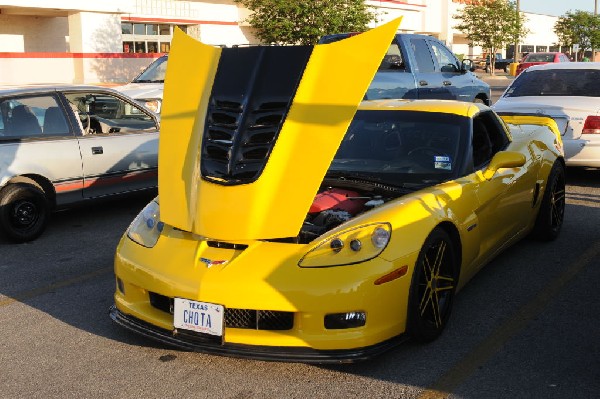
[520,0,599,16]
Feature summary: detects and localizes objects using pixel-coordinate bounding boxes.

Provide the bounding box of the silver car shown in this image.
[0,86,160,242]
[115,55,167,113]
[493,63,600,167]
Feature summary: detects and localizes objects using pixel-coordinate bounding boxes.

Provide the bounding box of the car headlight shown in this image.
[127,199,163,248]
[299,223,391,267]
[138,99,161,113]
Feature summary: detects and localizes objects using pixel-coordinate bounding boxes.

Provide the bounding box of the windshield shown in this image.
[133,56,168,83]
[504,69,600,97]
[327,110,469,187]
[524,53,555,63]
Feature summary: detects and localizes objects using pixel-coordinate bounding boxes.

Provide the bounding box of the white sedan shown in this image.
[493,63,600,167]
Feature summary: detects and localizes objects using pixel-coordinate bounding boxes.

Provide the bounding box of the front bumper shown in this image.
[110,305,408,363]
[112,226,418,362]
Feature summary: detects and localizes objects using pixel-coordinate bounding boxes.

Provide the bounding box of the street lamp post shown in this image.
[513,0,520,62]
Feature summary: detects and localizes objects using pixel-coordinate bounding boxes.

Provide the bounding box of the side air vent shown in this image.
[200,46,313,185]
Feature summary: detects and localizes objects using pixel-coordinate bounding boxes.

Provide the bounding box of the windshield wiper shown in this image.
[325,171,440,192]
[134,79,164,83]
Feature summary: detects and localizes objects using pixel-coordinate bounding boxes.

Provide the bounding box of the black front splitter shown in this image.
[109,305,408,364]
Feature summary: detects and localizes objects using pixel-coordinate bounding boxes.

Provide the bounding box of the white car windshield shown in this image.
[133,56,167,83]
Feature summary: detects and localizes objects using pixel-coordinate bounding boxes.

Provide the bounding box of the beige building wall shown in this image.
[0,0,562,85]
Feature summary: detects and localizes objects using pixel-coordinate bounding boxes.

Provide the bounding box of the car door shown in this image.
[409,38,452,100]
[62,90,159,199]
[0,93,83,204]
[366,41,419,100]
[429,40,475,102]
[468,112,535,261]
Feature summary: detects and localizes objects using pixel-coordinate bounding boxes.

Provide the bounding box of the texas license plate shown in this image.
[173,298,224,336]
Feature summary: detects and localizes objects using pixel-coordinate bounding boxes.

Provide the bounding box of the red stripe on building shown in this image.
[0,52,164,59]
[121,16,239,25]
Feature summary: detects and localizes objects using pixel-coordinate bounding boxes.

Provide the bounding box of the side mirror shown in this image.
[483,151,526,180]
[461,59,475,73]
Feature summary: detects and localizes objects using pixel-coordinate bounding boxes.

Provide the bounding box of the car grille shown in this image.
[200,45,313,185]
[149,292,294,331]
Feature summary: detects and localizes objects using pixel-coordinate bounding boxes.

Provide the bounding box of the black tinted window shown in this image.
[410,38,435,73]
[505,69,600,97]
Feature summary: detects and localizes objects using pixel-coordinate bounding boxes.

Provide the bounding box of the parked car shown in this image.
[515,52,570,76]
[493,62,600,167]
[116,54,167,113]
[0,86,160,242]
[484,53,515,73]
[110,27,565,362]
[320,32,491,104]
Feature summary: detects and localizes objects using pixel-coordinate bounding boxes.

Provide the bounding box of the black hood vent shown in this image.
[201,45,313,185]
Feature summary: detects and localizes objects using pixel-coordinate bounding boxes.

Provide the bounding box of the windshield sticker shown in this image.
[434,156,452,170]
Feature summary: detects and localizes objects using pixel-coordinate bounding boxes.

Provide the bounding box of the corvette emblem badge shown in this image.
[199,257,228,268]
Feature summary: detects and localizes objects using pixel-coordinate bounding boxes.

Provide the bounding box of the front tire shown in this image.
[0,183,49,242]
[407,228,459,342]
[532,161,566,241]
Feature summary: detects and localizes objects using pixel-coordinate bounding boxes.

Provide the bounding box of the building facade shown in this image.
[0,0,562,84]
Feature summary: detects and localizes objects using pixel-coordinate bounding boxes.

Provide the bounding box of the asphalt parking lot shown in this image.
[1,164,599,398]
[1,73,599,399]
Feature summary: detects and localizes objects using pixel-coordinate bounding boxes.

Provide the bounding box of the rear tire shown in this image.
[531,161,565,241]
[407,228,459,342]
[0,183,49,242]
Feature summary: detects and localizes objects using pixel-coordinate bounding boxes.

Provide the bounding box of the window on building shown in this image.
[536,46,548,52]
[121,23,133,35]
[521,45,534,53]
[549,45,560,52]
[160,42,171,53]
[122,21,187,53]
[147,42,158,53]
[133,23,145,35]
[134,41,146,53]
[159,25,171,35]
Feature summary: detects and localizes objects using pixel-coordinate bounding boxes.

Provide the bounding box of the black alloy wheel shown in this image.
[0,183,49,242]
[532,161,566,241]
[408,227,458,342]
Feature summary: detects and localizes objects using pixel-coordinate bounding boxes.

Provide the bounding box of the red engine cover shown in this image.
[309,188,367,214]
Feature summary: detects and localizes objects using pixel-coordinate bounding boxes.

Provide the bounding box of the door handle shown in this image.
[419,80,429,86]
[91,146,103,155]
[443,80,452,86]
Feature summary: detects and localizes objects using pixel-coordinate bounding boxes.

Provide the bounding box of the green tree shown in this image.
[554,10,600,60]
[233,0,378,45]
[454,0,528,75]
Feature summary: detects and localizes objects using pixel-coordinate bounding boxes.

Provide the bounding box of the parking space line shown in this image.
[0,267,112,308]
[417,240,600,399]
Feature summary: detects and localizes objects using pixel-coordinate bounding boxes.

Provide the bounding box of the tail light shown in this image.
[582,116,600,134]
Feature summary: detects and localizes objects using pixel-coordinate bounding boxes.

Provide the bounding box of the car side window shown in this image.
[0,95,70,139]
[378,42,405,71]
[471,112,509,170]
[430,41,460,73]
[410,38,435,73]
[63,92,157,135]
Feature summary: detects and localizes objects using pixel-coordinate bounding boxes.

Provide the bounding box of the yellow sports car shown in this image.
[110,21,565,363]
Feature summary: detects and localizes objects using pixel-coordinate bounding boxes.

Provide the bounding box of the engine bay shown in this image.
[298,186,394,244]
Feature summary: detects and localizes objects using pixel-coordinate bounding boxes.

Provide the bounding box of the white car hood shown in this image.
[493,96,600,139]
[115,83,163,100]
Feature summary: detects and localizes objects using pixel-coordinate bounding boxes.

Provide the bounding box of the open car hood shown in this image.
[158,19,401,241]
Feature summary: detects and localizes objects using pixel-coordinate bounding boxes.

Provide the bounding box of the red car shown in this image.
[515,52,570,76]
